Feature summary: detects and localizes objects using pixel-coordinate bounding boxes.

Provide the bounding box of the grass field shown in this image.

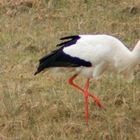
[0,0,140,139]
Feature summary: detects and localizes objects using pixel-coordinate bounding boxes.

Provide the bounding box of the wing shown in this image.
[63,35,112,65]
[56,35,81,48]
[34,35,92,75]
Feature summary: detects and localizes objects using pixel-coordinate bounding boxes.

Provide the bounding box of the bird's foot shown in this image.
[93,97,105,109]
[88,93,105,109]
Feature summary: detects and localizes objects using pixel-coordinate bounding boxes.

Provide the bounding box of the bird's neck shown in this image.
[131,41,140,65]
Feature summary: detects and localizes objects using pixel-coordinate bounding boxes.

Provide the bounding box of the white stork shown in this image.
[35,34,140,126]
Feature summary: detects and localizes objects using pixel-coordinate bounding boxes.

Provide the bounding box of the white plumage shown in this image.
[63,35,140,80]
[35,34,140,126]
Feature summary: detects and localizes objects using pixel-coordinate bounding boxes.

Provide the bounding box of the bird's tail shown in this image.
[34,49,60,75]
[34,61,48,75]
[34,69,41,75]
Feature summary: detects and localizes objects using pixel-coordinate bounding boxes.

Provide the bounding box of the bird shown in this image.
[34,34,140,126]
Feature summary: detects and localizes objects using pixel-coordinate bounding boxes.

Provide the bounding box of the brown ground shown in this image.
[0,0,140,140]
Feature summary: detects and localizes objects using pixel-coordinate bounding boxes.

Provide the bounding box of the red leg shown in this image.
[68,74,105,109]
[84,79,90,126]
[68,74,83,92]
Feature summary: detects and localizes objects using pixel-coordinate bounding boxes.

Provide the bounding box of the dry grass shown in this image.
[0,0,140,139]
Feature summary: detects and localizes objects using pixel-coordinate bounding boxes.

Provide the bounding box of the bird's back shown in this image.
[63,34,131,66]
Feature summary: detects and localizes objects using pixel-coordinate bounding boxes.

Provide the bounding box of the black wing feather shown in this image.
[34,35,91,75]
[56,35,81,47]
[60,35,80,40]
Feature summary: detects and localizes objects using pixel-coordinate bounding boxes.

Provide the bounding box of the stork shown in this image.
[35,34,140,126]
